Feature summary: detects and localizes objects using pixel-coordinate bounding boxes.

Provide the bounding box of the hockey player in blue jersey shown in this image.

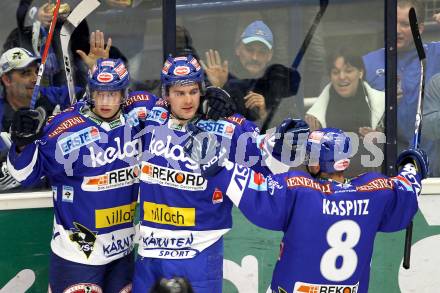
[184,126,427,293]
[132,55,301,293]
[7,58,156,293]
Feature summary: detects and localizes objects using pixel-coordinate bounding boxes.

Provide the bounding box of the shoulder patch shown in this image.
[196,120,236,139]
[226,115,246,126]
[125,92,152,107]
[48,116,86,139]
[146,106,168,124]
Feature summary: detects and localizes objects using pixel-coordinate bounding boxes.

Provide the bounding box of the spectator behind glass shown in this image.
[0,48,40,191]
[363,0,440,176]
[306,46,385,175]
[202,20,303,124]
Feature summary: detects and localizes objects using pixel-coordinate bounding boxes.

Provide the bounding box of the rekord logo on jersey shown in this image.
[89,137,142,168]
[69,222,97,258]
[140,162,207,191]
[248,171,267,191]
[63,283,102,293]
[293,281,359,293]
[196,120,236,139]
[102,233,135,258]
[82,165,140,191]
[148,130,198,170]
[58,126,101,155]
[142,231,198,258]
[147,107,168,124]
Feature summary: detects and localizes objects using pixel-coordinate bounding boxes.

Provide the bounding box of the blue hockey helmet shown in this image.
[305,128,352,173]
[88,58,130,96]
[161,55,205,96]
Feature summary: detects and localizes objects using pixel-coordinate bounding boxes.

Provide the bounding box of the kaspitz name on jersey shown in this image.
[323,198,369,216]
[89,137,142,167]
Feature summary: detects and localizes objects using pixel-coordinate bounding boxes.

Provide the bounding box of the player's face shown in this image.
[330,57,363,98]
[2,64,38,107]
[92,90,122,119]
[236,42,273,77]
[167,83,201,121]
[397,5,424,51]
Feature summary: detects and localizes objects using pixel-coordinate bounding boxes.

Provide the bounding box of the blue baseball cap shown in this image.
[240,20,273,50]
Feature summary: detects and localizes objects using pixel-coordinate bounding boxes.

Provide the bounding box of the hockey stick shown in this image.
[261,0,328,132]
[60,0,101,105]
[29,0,61,109]
[403,7,426,270]
[291,0,329,70]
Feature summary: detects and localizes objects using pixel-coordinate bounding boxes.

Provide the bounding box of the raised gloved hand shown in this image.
[397,148,429,179]
[271,118,310,162]
[10,107,47,147]
[183,123,228,177]
[201,86,237,120]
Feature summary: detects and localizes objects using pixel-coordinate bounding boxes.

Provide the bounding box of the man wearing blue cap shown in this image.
[202,20,274,122]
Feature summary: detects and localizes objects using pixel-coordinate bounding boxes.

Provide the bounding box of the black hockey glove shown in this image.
[10,107,47,147]
[201,86,237,120]
[270,118,310,162]
[397,148,429,179]
[183,123,228,177]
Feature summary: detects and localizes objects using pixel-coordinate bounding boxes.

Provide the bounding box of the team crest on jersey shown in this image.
[82,165,140,191]
[63,283,102,293]
[69,222,97,258]
[140,162,207,191]
[58,126,101,155]
[196,120,235,139]
[147,107,168,124]
[293,281,359,293]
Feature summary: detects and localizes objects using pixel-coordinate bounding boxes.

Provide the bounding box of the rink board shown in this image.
[1,193,440,292]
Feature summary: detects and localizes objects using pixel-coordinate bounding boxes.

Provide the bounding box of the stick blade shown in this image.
[409,7,426,60]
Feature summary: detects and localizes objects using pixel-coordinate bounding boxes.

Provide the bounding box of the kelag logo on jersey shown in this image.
[146,107,168,124]
[197,120,235,139]
[82,165,140,192]
[58,126,101,155]
[293,281,359,293]
[89,137,141,167]
[140,162,207,191]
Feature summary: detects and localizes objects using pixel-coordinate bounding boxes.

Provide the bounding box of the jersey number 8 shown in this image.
[320,220,361,281]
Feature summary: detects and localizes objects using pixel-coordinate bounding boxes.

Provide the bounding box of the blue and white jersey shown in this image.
[217,162,421,293]
[136,103,271,259]
[7,93,156,265]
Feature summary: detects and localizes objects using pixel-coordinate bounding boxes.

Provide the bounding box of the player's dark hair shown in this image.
[398,0,425,23]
